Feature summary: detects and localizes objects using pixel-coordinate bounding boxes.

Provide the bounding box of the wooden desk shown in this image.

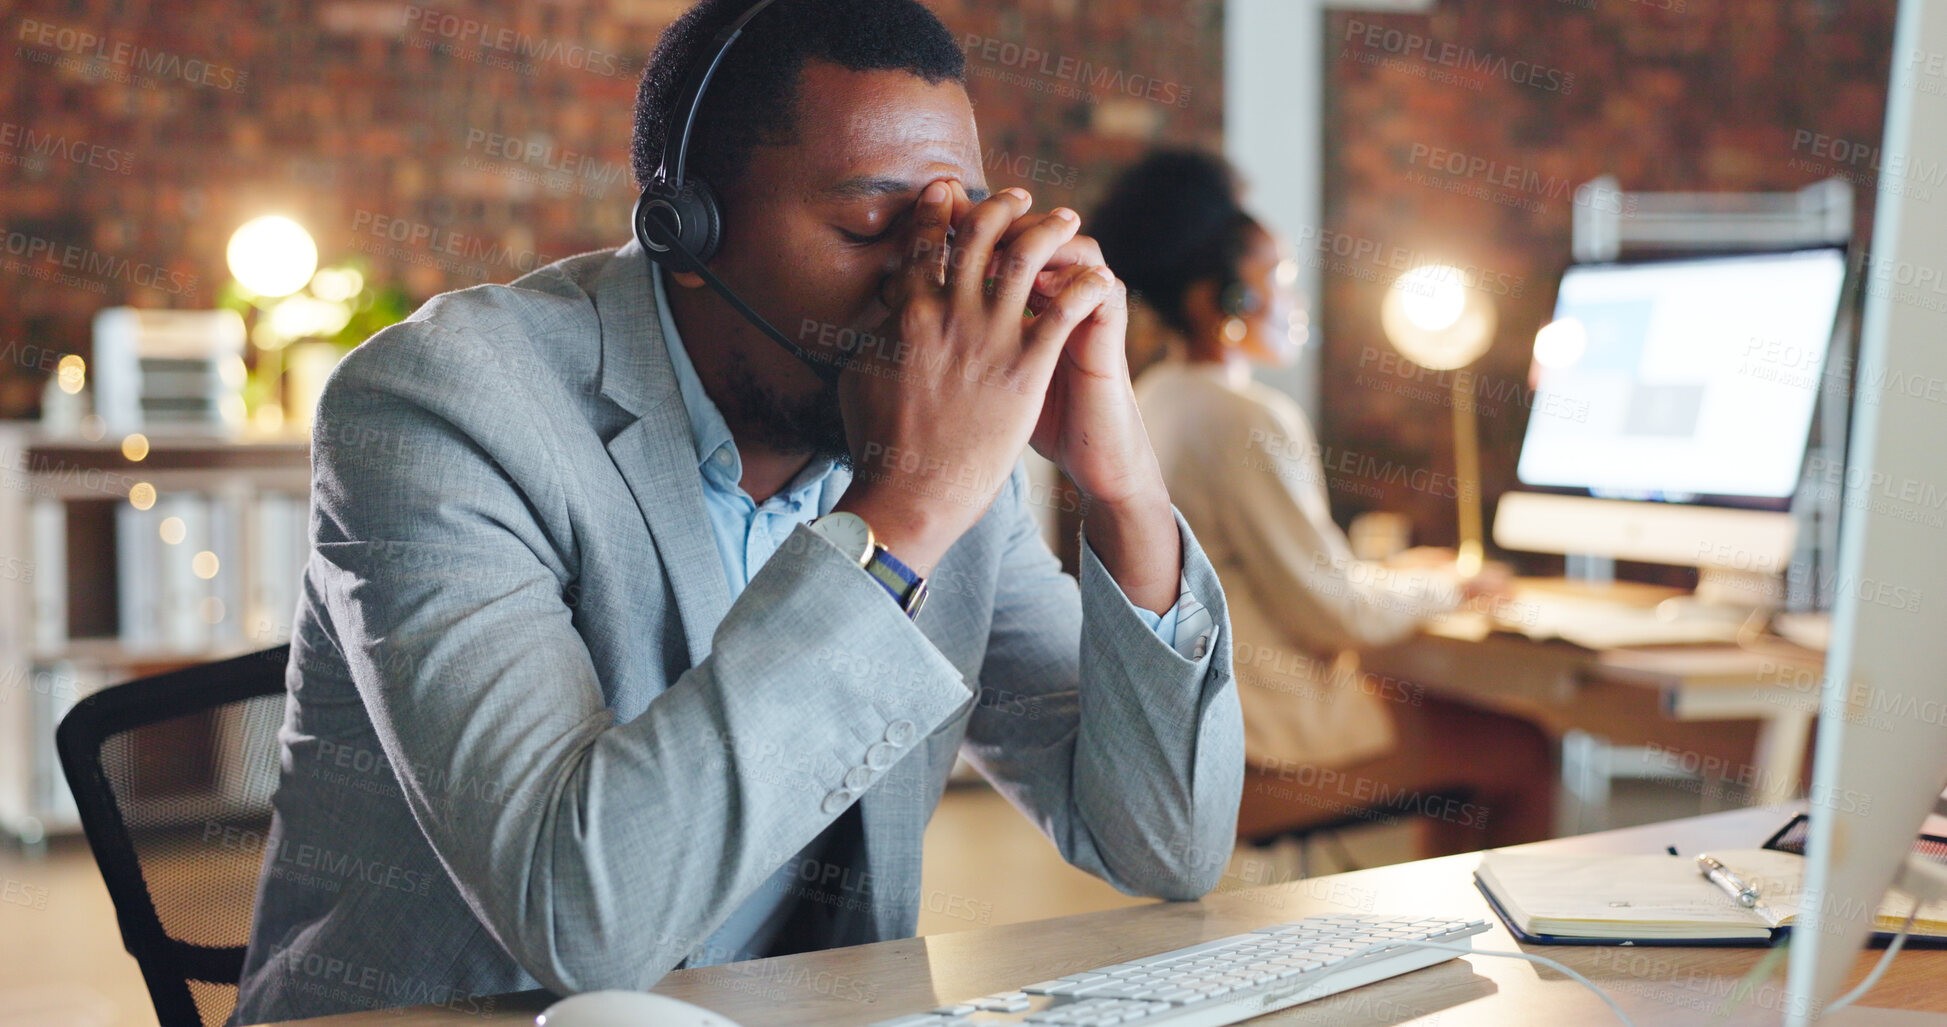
[1362,586,1827,810]
[265,806,1944,1026]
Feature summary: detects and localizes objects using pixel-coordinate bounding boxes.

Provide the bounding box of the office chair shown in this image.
[55,646,292,1027]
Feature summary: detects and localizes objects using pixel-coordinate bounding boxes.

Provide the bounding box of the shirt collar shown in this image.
[653,264,745,488]
[652,265,837,500]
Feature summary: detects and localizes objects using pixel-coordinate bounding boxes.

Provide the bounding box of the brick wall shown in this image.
[0,0,1222,417]
[1315,0,1899,569]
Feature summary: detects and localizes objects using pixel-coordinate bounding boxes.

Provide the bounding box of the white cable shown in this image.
[1822,907,1919,1015]
[1402,940,1635,1027]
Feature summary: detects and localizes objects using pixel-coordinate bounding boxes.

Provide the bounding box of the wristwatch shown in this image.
[810,512,929,618]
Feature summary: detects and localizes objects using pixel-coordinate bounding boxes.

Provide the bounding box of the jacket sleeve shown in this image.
[957,467,1244,900]
[306,323,973,996]
[1211,394,1462,654]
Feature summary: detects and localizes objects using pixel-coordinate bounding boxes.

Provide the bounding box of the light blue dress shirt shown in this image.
[651,268,1212,965]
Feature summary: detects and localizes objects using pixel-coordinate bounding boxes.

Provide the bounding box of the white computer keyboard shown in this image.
[866,913,1490,1026]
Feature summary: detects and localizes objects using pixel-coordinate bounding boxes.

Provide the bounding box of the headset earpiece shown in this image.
[634,177,725,270]
[1220,281,1263,318]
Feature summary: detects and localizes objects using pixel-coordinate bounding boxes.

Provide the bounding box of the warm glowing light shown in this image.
[268,294,352,341]
[1380,264,1496,372]
[129,482,156,510]
[1274,258,1299,289]
[121,433,150,461]
[227,216,318,298]
[57,355,85,394]
[1392,265,1468,333]
[192,551,220,579]
[309,267,363,302]
[158,517,186,545]
[1534,317,1589,369]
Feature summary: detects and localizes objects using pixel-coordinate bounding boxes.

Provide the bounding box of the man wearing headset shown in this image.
[229,0,1242,1021]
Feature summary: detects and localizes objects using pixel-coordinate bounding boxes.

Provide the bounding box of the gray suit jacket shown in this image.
[228,239,1244,1024]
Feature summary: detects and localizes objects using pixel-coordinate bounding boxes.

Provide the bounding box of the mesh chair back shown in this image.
[55,646,291,1027]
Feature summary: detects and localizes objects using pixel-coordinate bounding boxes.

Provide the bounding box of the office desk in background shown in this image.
[1363,577,1826,811]
[261,806,1945,1027]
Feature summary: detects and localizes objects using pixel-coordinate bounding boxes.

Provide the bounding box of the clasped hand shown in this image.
[832,179,1173,584]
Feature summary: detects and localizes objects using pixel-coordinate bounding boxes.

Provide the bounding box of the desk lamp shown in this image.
[1379,264,1496,577]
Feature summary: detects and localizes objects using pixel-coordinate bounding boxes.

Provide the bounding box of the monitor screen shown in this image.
[1516,247,1848,504]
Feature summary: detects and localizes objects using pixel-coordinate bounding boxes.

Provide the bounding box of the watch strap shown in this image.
[863,545,927,618]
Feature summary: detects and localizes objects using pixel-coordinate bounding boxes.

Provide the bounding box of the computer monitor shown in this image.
[1495,247,1849,585]
[1785,0,1947,1018]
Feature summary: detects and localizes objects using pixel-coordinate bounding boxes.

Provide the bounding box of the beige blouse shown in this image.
[1134,360,1463,770]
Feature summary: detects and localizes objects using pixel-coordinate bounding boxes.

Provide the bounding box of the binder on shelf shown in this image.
[247,490,305,647]
[207,491,246,649]
[116,501,159,650]
[158,492,211,655]
[30,499,64,654]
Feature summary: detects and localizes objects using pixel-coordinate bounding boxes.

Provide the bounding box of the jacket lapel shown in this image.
[594,241,937,943]
[593,241,732,669]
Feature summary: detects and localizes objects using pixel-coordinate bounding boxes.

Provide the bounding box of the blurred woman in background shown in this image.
[1094,150,1554,857]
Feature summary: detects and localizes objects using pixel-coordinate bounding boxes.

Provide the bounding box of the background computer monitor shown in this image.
[1495,247,1849,582]
[1786,0,1947,1018]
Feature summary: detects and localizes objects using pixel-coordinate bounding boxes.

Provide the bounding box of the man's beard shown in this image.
[718,347,852,469]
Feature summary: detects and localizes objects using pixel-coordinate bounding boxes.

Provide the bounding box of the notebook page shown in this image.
[1478,852,1772,932]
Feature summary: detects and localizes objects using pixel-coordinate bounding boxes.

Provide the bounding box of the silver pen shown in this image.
[1697,854,1763,908]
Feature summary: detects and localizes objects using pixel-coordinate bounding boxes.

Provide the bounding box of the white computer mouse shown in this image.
[535,989,745,1027]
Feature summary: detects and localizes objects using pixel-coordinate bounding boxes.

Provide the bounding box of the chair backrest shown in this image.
[55,646,291,1027]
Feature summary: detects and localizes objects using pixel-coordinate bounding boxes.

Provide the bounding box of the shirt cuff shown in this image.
[1117,571,1220,665]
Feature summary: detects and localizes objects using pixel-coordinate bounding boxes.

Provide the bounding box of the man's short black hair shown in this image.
[632,0,967,195]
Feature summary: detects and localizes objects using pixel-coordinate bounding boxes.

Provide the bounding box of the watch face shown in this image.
[814,512,873,565]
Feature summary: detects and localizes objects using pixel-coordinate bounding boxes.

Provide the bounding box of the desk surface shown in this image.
[267,806,1945,1027]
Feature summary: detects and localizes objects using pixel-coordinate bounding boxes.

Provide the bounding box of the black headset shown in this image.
[1219,280,1263,318]
[632,0,844,383]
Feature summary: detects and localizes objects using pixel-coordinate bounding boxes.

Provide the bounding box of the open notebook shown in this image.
[1476,848,1947,945]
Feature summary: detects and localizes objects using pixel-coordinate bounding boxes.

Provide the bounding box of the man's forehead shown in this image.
[823,174,991,204]
[787,63,987,201]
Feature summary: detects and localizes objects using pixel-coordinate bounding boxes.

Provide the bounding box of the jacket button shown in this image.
[884,720,918,747]
[821,790,852,815]
[864,742,897,769]
[843,766,873,791]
